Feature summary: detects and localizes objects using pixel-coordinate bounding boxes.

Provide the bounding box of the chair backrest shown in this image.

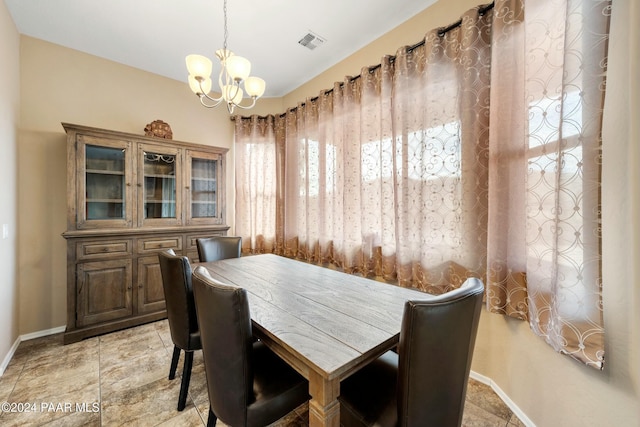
[192,266,254,427]
[196,236,242,262]
[396,277,484,427]
[158,249,198,350]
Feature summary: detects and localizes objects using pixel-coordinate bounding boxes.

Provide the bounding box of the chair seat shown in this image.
[339,351,399,427]
[248,341,310,426]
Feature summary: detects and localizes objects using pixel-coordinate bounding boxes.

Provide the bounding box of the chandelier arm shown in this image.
[229,97,258,110]
[227,81,242,100]
[218,65,228,94]
[198,95,225,109]
[201,89,223,103]
[196,77,224,107]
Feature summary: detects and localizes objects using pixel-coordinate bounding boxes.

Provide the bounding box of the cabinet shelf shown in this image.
[87,169,125,176]
[87,199,125,204]
[145,173,176,179]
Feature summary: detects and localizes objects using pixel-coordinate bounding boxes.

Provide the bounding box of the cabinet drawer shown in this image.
[77,239,133,260]
[137,236,183,254]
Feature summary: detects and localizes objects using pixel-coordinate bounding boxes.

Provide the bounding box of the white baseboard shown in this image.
[0,337,21,377]
[19,325,66,342]
[469,370,535,427]
[0,325,66,377]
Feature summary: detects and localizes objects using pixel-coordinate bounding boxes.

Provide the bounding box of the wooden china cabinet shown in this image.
[62,123,229,344]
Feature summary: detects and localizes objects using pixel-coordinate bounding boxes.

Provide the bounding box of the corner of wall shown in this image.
[0,0,22,371]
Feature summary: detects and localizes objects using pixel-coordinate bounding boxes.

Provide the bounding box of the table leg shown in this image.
[308,370,340,427]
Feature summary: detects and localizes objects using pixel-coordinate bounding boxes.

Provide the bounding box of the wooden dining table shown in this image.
[196,253,433,427]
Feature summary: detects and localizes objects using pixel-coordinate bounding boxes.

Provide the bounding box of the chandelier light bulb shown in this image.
[185,54,213,79]
[188,75,212,95]
[225,56,251,81]
[244,76,266,98]
[223,85,244,105]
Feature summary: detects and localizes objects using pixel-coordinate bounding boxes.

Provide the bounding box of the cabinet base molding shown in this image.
[63,311,167,345]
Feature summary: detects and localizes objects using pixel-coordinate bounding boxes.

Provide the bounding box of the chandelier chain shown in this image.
[223,0,228,53]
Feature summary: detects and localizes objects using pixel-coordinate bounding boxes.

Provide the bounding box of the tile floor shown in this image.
[0,320,525,426]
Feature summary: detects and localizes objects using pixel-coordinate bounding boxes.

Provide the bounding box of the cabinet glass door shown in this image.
[77,135,132,229]
[85,145,126,220]
[140,144,182,226]
[186,150,223,225]
[143,151,176,218]
[192,158,217,218]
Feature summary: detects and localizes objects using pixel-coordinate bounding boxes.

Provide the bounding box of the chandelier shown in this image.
[185,0,266,114]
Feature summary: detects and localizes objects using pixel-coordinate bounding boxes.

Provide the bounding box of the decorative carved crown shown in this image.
[144,120,173,139]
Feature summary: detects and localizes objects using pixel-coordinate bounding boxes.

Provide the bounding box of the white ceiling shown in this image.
[5,0,436,98]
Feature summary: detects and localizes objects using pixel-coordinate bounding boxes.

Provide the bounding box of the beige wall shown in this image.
[0,0,20,370]
[5,0,639,425]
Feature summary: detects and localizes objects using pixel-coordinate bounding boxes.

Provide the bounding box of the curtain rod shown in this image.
[258,2,494,120]
[366,2,495,74]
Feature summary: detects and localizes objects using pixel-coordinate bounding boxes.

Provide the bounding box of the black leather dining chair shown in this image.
[192,266,310,427]
[196,236,242,262]
[158,249,201,411]
[338,277,485,427]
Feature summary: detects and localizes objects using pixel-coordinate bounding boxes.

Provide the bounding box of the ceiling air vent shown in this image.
[298,31,326,50]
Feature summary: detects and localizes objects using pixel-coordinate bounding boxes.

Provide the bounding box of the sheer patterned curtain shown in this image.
[270,7,492,292]
[234,0,610,369]
[234,115,284,254]
[487,0,609,368]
